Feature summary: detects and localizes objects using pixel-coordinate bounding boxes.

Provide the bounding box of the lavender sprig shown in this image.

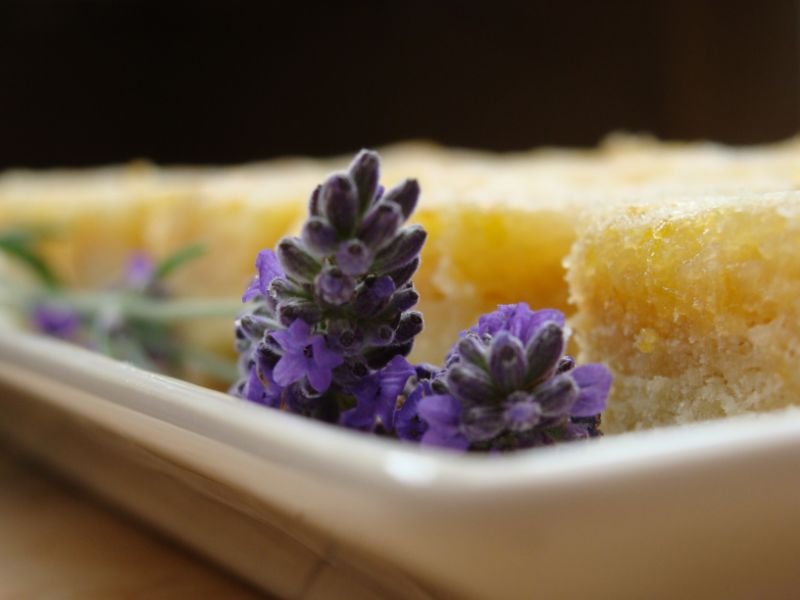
[412,303,611,451]
[232,150,425,428]
[0,236,239,381]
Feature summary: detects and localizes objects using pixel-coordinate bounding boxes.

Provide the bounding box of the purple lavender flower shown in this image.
[126,253,156,291]
[271,319,343,393]
[416,393,469,450]
[339,355,415,432]
[394,377,433,442]
[417,303,612,452]
[241,364,281,408]
[31,304,81,340]
[243,249,285,302]
[232,150,427,425]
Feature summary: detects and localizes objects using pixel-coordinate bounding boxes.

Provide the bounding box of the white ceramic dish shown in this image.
[1,324,799,599]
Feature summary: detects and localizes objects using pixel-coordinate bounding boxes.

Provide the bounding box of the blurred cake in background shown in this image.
[3,135,800,431]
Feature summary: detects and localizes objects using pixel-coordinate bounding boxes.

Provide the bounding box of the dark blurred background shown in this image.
[1,0,798,168]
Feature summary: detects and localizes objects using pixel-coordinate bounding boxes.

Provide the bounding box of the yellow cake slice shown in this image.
[567,191,800,432]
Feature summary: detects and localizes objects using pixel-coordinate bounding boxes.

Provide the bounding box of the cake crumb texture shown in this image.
[567,192,800,431]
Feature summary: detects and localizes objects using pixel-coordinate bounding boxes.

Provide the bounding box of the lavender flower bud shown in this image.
[365,323,395,346]
[414,363,439,380]
[456,333,488,369]
[332,358,369,386]
[394,311,423,343]
[533,374,578,417]
[238,314,272,341]
[385,285,419,314]
[373,225,427,273]
[234,325,249,353]
[233,148,431,428]
[461,405,505,442]
[446,364,495,405]
[489,331,527,392]
[357,202,402,250]
[352,275,395,316]
[309,185,322,216]
[386,257,420,288]
[503,392,542,432]
[256,343,281,371]
[556,355,575,374]
[327,319,364,352]
[277,238,320,283]
[261,333,283,355]
[525,322,564,384]
[363,340,413,370]
[302,218,338,255]
[348,149,380,213]
[382,179,420,220]
[277,299,322,326]
[268,276,305,302]
[315,267,355,305]
[321,174,358,236]
[336,239,373,276]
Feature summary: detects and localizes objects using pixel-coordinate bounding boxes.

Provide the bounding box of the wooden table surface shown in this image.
[0,446,264,599]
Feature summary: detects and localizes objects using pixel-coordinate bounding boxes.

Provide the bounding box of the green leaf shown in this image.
[0,224,60,246]
[0,236,59,287]
[155,243,207,280]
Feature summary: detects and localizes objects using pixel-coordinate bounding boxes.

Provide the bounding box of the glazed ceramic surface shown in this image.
[1,325,799,599]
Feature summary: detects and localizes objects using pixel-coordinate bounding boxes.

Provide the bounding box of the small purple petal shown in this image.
[243,249,285,302]
[570,364,612,417]
[315,267,355,305]
[336,240,373,276]
[340,374,381,430]
[504,397,542,433]
[311,336,344,370]
[257,249,285,287]
[534,374,579,418]
[271,319,312,353]
[126,253,155,289]
[523,308,566,341]
[242,278,262,303]
[395,380,430,441]
[420,427,470,451]
[307,364,333,394]
[32,304,80,339]
[417,394,462,427]
[273,353,309,387]
[340,404,378,431]
[243,368,266,402]
[474,303,565,346]
[375,355,415,428]
[461,405,506,441]
[242,367,281,408]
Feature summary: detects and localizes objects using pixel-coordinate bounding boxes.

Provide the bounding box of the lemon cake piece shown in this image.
[567,190,800,432]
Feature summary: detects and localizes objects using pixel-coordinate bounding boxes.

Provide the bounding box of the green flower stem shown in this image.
[0,279,244,323]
